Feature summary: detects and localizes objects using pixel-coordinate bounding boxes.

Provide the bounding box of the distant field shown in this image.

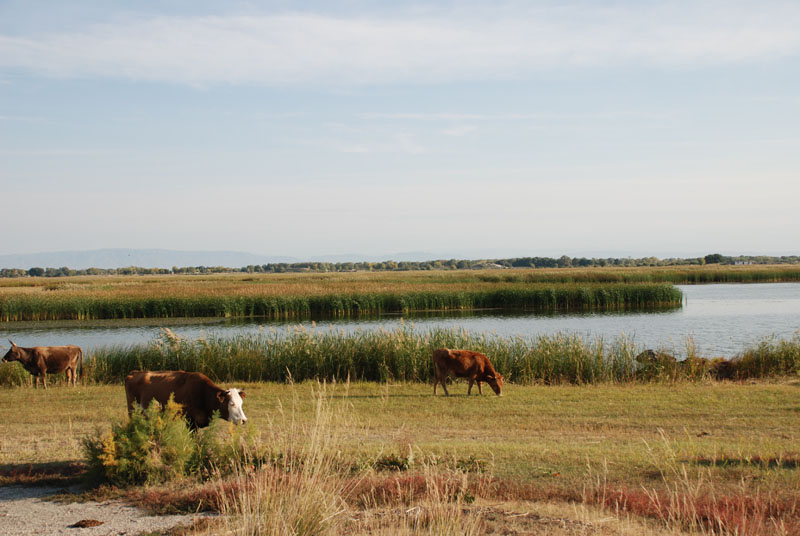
[3,264,799,292]
[2,381,799,533]
[6,262,798,321]
[0,268,691,321]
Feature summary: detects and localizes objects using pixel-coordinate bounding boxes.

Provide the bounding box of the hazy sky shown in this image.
[2,1,798,260]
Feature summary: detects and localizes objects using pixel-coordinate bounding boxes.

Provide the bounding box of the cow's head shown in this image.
[217,388,247,424]
[486,373,504,396]
[2,340,21,363]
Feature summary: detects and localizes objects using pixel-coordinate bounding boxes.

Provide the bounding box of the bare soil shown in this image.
[0,485,205,536]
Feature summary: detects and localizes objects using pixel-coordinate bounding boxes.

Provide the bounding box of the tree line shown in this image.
[1,254,798,278]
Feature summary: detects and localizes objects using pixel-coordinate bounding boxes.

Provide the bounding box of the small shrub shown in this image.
[195,415,263,478]
[454,455,488,473]
[373,453,411,472]
[83,396,198,486]
[0,362,30,387]
[83,396,265,487]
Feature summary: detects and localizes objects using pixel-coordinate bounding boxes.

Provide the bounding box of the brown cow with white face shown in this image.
[125,370,247,429]
[432,348,504,396]
[2,340,83,388]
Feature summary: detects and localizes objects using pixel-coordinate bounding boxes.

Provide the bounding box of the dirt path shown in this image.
[0,485,204,536]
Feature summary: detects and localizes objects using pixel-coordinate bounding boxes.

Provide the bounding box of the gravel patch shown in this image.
[0,485,205,536]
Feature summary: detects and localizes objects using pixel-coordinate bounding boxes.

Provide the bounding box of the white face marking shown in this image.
[226,388,247,424]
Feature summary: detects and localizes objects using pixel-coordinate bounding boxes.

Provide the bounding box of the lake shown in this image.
[1,283,799,357]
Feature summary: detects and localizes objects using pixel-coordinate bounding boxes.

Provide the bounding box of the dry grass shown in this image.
[0,269,614,299]
[585,431,800,535]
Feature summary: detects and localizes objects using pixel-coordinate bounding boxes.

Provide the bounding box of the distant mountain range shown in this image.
[0,248,448,270]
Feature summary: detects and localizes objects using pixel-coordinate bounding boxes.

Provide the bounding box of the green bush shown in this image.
[195,414,262,478]
[83,396,198,486]
[83,394,264,487]
[0,362,30,387]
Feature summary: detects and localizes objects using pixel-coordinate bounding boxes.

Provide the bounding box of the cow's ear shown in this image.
[8,340,15,347]
[217,391,227,403]
[238,390,246,398]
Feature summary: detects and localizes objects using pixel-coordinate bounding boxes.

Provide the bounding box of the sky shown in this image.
[1,0,799,261]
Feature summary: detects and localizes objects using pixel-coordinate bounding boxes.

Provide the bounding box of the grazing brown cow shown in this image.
[432,348,504,396]
[2,340,83,388]
[124,370,247,429]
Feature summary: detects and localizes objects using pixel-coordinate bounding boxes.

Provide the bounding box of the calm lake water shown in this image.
[1,283,799,357]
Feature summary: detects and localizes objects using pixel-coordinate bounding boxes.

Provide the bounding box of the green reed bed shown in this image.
[734,335,800,378]
[0,283,681,321]
[76,327,800,387]
[82,327,636,385]
[479,265,800,284]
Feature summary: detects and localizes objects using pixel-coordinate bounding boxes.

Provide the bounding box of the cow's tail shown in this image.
[79,349,84,380]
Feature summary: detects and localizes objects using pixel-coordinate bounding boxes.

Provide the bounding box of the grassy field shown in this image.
[3,381,797,483]
[2,380,799,534]
[2,264,799,293]
[2,264,797,321]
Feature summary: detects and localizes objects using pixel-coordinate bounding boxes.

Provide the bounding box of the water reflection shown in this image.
[1,283,799,358]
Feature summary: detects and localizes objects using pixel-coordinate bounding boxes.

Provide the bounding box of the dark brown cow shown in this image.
[2,340,83,388]
[432,348,504,396]
[124,370,247,429]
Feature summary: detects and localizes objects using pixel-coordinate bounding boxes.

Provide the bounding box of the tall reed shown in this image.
[81,328,800,386]
[0,283,682,321]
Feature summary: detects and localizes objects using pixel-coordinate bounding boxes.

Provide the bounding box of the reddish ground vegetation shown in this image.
[127,480,233,515]
[0,461,86,486]
[592,485,800,535]
[689,454,800,469]
[344,472,582,510]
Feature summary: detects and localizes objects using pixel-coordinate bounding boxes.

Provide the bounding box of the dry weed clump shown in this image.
[584,431,800,535]
[198,383,498,535]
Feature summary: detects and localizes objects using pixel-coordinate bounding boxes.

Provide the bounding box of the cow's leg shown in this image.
[476,380,483,395]
[188,410,207,430]
[42,373,48,389]
[33,375,39,388]
[467,376,475,395]
[126,394,137,417]
[433,364,449,396]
